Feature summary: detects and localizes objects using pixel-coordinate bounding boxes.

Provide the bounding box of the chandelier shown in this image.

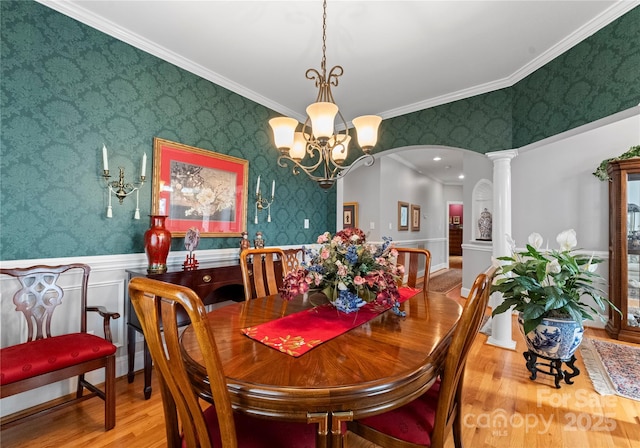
[269,0,382,189]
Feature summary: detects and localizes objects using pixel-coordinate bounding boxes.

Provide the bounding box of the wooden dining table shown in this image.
[180,289,462,448]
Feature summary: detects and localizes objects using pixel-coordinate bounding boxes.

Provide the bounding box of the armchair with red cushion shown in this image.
[0,264,120,431]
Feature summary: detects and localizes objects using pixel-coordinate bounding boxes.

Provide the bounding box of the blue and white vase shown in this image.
[518,313,584,361]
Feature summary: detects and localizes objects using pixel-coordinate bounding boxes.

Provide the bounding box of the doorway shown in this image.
[448,202,463,258]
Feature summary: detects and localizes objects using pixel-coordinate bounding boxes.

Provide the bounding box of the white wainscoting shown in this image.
[0,247,243,417]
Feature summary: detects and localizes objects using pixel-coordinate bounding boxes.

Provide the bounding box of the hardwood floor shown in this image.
[2,286,639,447]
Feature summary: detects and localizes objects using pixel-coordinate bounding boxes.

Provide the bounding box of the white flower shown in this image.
[546,259,561,274]
[506,234,517,253]
[337,281,348,291]
[557,229,577,252]
[528,232,544,250]
[583,252,598,273]
[529,232,544,250]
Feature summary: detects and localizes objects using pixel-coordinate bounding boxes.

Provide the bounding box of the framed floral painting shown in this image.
[151,137,248,237]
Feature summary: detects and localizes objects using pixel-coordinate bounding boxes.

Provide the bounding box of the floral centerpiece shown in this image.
[491,229,620,335]
[280,228,405,314]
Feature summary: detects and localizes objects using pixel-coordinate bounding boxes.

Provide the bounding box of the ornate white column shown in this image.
[486,149,518,350]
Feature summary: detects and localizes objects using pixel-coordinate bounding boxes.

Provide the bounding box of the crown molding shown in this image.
[381,1,638,120]
[35,0,637,123]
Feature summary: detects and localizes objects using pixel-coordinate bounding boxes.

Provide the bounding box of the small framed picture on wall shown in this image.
[453,216,460,225]
[343,202,358,229]
[411,204,421,231]
[398,201,409,231]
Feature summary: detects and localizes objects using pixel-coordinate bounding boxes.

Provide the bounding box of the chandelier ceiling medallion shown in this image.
[269,0,382,189]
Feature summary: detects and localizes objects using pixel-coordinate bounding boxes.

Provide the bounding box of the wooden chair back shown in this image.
[239,248,286,300]
[282,247,305,272]
[2,264,91,341]
[395,248,432,293]
[128,277,237,448]
[346,267,495,447]
[430,266,496,447]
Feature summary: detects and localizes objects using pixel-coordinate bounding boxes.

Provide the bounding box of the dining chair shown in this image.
[347,267,496,448]
[0,264,119,431]
[282,247,305,272]
[128,277,316,448]
[395,247,432,295]
[240,248,286,300]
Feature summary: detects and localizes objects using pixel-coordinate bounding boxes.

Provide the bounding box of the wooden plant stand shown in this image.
[523,350,580,388]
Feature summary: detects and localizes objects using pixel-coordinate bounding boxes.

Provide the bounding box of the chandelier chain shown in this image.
[321,0,327,79]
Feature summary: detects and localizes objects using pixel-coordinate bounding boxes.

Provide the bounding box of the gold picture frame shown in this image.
[151,137,249,237]
[411,204,421,231]
[398,201,409,231]
[343,202,358,229]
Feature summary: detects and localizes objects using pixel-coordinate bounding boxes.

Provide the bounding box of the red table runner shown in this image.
[241,287,420,357]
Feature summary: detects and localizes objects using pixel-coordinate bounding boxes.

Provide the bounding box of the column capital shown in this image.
[486,149,518,161]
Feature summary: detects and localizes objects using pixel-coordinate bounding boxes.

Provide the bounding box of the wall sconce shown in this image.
[101,144,146,219]
[254,175,275,224]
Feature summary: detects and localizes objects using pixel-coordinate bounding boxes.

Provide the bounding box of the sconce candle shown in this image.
[256,175,261,194]
[141,153,147,177]
[102,144,109,171]
[271,180,275,198]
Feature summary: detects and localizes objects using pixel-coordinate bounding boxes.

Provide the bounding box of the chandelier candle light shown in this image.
[268,0,382,189]
[101,144,147,219]
[254,175,275,224]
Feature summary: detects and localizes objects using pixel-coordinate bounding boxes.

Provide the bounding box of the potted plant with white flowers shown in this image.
[491,229,620,360]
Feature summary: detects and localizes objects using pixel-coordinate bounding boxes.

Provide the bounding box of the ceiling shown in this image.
[38,0,635,184]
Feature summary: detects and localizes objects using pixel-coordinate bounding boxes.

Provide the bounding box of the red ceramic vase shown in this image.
[144,215,171,274]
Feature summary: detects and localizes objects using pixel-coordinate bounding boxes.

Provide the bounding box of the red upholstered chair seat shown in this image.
[0,333,117,385]
[356,377,442,446]
[179,405,316,448]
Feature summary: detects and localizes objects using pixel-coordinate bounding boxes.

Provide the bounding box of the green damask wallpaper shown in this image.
[512,6,640,147]
[376,89,513,153]
[1,1,638,261]
[0,0,335,260]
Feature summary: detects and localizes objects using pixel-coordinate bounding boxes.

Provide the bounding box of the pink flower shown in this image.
[376,257,388,266]
[354,275,365,286]
[321,247,330,259]
[317,232,330,244]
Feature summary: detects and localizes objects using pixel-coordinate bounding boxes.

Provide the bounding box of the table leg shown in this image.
[307,412,329,448]
[331,411,353,448]
[143,339,152,399]
[127,324,136,383]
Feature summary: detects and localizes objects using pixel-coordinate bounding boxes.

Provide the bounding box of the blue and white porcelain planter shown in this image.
[518,313,584,361]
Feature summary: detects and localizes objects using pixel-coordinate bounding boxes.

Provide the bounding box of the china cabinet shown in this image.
[606,159,640,343]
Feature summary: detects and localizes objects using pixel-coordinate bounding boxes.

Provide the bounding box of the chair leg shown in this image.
[452,412,463,448]
[76,374,85,398]
[105,356,116,430]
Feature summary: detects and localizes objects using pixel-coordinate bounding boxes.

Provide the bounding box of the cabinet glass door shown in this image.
[627,173,640,329]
